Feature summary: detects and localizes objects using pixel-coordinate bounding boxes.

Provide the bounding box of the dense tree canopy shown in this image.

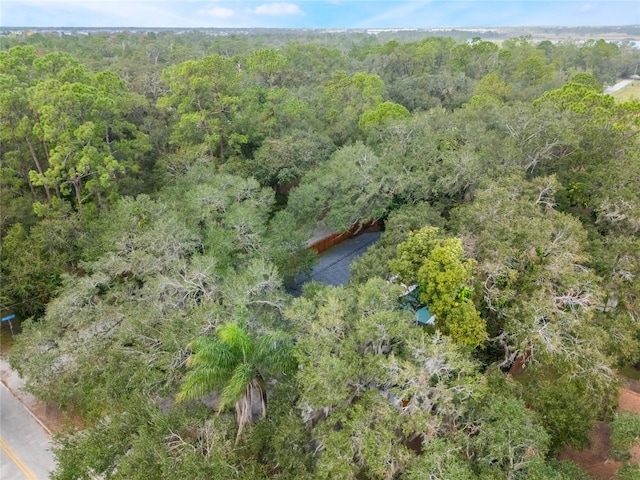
[1,29,639,479]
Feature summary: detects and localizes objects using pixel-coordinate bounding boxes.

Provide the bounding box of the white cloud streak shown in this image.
[203,6,235,19]
[251,3,302,16]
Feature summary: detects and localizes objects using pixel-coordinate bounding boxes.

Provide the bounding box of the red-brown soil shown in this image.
[619,387,640,414]
[560,385,640,480]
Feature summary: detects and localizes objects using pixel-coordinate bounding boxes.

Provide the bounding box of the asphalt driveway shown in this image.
[287,231,381,296]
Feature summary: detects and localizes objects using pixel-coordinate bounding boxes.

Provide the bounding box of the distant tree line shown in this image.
[1,31,640,479]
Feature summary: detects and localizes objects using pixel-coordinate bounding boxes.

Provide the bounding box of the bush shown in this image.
[611,412,640,461]
[615,464,640,480]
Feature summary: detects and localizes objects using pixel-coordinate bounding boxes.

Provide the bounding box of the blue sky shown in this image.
[1,1,639,28]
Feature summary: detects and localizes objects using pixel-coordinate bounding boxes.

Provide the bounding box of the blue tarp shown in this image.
[415,306,435,325]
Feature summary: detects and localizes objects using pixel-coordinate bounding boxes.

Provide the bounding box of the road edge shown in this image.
[0,380,53,437]
[0,358,55,437]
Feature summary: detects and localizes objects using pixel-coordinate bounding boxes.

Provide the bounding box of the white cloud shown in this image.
[203,6,235,19]
[252,3,302,16]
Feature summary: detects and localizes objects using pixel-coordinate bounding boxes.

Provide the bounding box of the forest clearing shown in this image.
[611,80,640,101]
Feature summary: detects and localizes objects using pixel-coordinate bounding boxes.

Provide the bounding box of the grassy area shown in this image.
[0,322,18,355]
[620,364,640,381]
[612,81,640,102]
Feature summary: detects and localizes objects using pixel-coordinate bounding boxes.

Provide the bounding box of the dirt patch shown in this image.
[560,388,640,479]
[623,377,640,394]
[560,421,621,480]
[619,388,640,414]
[630,443,640,465]
[23,400,72,435]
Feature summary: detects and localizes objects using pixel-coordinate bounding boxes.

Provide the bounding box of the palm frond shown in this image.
[176,365,228,403]
[177,323,294,444]
[255,332,297,375]
[186,338,236,370]
[220,362,255,409]
[217,323,253,358]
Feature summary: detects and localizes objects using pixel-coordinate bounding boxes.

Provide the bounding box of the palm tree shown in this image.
[176,322,296,444]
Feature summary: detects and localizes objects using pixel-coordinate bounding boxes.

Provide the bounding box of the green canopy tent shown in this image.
[399,284,435,325]
[415,305,435,325]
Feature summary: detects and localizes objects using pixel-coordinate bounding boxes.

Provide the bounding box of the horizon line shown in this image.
[2,24,639,29]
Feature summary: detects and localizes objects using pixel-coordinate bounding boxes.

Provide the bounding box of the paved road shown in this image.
[0,384,55,479]
[604,79,633,94]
